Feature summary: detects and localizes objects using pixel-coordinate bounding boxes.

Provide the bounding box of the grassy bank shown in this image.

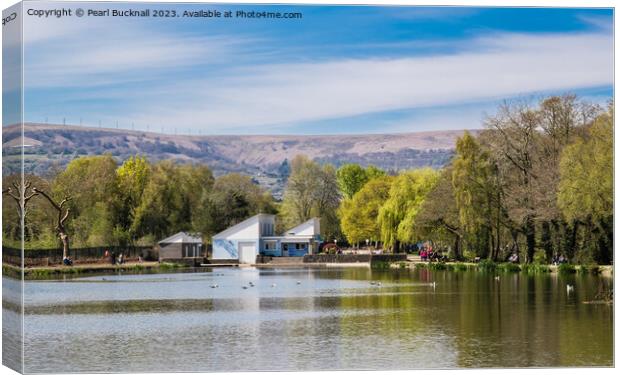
[391,260,613,276]
[2,261,186,280]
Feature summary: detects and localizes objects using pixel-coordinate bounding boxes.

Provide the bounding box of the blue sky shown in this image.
[10,3,614,134]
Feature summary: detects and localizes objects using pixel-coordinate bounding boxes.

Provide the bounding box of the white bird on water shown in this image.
[494,276,500,281]
[566,284,574,293]
[271,283,277,288]
[430,282,436,289]
[210,284,219,288]
[370,281,376,285]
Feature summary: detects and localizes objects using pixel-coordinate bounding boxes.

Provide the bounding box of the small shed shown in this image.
[158,232,203,260]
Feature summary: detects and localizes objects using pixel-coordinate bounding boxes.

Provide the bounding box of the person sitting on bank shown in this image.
[63,256,73,266]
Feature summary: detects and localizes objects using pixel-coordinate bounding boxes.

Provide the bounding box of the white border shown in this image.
[0,2,616,375]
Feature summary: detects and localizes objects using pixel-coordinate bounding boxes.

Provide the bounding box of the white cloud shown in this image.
[126,31,612,131]
[23,19,259,88]
[22,22,613,133]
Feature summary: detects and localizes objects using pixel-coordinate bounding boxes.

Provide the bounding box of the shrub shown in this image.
[415,262,428,269]
[477,259,497,272]
[453,263,468,271]
[131,264,145,272]
[463,250,476,262]
[558,263,576,274]
[371,260,390,269]
[578,265,600,275]
[533,250,547,265]
[522,263,551,274]
[429,262,447,271]
[498,263,521,272]
[398,262,407,269]
[159,262,182,270]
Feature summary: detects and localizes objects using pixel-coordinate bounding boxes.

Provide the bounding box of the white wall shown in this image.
[287,218,319,236]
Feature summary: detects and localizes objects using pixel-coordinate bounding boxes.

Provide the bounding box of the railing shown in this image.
[2,245,155,266]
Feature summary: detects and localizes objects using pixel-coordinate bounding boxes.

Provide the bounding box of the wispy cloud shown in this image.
[23,20,261,88]
[122,31,612,131]
[20,9,613,134]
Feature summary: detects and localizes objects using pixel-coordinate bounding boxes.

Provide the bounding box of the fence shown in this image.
[2,245,155,266]
[303,253,407,263]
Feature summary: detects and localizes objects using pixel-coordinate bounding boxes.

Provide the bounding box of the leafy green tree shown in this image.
[52,155,120,246]
[131,161,191,239]
[378,168,439,252]
[336,164,369,199]
[414,167,462,259]
[116,155,151,235]
[336,164,386,199]
[195,173,274,238]
[452,132,503,259]
[281,155,341,240]
[558,104,613,263]
[339,175,393,246]
[558,107,612,222]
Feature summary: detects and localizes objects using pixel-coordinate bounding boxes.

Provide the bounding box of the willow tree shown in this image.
[452,132,504,260]
[339,175,393,247]
[558,104,613,263]
[378,168,439,252]
[116,155,151,236]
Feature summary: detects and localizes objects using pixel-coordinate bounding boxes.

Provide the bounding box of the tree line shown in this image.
[2,94,613,264]
[338,95,612,264]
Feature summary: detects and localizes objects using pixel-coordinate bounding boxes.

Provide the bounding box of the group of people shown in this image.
[62,256,73,266]
[103,250,129,265]
[552,254,567,265]
[420,246,447,262]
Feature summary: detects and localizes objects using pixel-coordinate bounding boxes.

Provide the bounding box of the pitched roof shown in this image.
[285,218,320,235]
[212,213,276,239]
[158,232,202,244]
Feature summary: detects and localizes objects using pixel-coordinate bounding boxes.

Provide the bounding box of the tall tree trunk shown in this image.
[568,221,579,262]
[60,233,70,259]
[525,217,536,263]
[453,235,461,260]
[541,221,553,263]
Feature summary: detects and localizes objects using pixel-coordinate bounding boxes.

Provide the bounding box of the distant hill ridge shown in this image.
[3,123,475,195]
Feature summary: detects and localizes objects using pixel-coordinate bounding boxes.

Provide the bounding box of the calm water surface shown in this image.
[2,267,614,372]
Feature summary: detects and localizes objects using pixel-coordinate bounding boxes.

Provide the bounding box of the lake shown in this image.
[2,266,613,372]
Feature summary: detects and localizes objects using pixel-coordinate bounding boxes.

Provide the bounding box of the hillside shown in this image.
[2,123,472,196]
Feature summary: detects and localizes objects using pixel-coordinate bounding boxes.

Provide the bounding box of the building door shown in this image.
[282,243,289,257]
[238,242,257,264]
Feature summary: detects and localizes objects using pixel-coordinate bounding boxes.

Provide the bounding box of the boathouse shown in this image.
[158,232,203,261]
[212,214,322,264]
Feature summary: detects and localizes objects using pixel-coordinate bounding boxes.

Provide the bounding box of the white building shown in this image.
[212,214,322,264]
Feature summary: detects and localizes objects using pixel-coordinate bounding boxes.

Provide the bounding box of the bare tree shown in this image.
[32,188,72,259]
[3,180,39,225]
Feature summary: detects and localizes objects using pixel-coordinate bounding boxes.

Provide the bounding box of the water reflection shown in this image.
[9,267,613,372]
